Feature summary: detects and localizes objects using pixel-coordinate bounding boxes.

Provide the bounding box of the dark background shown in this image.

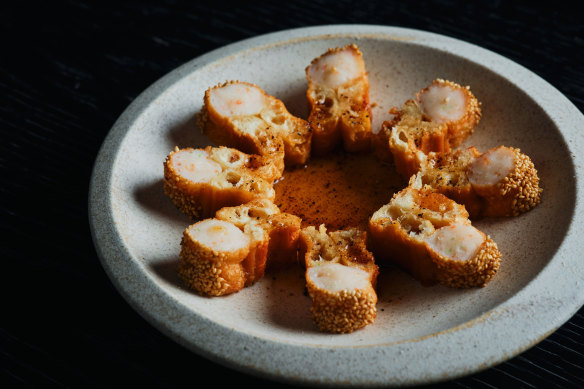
[2,1,583,387]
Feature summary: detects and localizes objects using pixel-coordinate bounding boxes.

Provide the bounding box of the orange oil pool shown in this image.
[274,151,405,231]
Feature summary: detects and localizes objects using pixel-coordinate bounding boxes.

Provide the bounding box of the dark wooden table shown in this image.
[3,1,583,387]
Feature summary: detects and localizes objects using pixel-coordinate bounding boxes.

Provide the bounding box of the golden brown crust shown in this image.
[306,283,377,334]
[368,185,501,288]
[163,146,280,219]
[299,225,378,333]
[263,212,302,270]
[178,259,245,297]
[199,80,311,168]
[306,44,372,155]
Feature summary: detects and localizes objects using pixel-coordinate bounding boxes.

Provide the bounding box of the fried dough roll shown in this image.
[369,183,501,288]
[306,44,372,155]
[299,225,378,333]
[178,218,268,296]
[199,81,312,170]
[374,79,481,177]
[215,199,302,270]
[179,199,301,296]
[415,146,542,218]
[163,146,281,219]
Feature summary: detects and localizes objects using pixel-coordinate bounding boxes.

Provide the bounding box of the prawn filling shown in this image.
[424,223,484,262]
[208,83,266,117]
[307,262,371,293]
[186,219,250,254]
[418,82,468,124]
[307,46,366,88]
[170,149,222,183]
[467,146,516,187]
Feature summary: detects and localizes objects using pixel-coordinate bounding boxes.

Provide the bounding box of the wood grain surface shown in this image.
[2,1,583,387]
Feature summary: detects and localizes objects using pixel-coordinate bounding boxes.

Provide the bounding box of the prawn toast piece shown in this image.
[179,218,268,296]
[466,146,542,217]
[375,79,481,176]
[368,183,501,288]
[306,44,372,155]
[200,81,312,169]
[163,146,280,219]
[299,225,378,334]
[215,199,302,270]
[416,146,542,217]
[179,199,302,296]
[417,79,481,147]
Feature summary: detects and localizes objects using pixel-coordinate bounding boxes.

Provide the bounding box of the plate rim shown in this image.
[88,24,584,386]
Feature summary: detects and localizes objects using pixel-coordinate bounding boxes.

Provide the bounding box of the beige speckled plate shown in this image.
[88,25,584,387]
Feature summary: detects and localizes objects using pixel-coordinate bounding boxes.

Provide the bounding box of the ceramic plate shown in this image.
[89,25,584,386]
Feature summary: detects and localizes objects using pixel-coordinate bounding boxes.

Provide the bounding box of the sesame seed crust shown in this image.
[484,148,542,217]
[306,281,377,334]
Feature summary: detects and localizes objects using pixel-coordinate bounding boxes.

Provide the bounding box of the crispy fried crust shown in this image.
[380,101,450,177]
[414,147,484,217]
[178,199,302,297]
[306,44,372,155]
[199,80,312,169]
[368,184,501,288]
[299,225,378,333]
[163,146,280,219]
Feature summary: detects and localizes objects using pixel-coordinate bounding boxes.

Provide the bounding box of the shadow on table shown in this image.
[133,178,192,225]
[166,113,213,151]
